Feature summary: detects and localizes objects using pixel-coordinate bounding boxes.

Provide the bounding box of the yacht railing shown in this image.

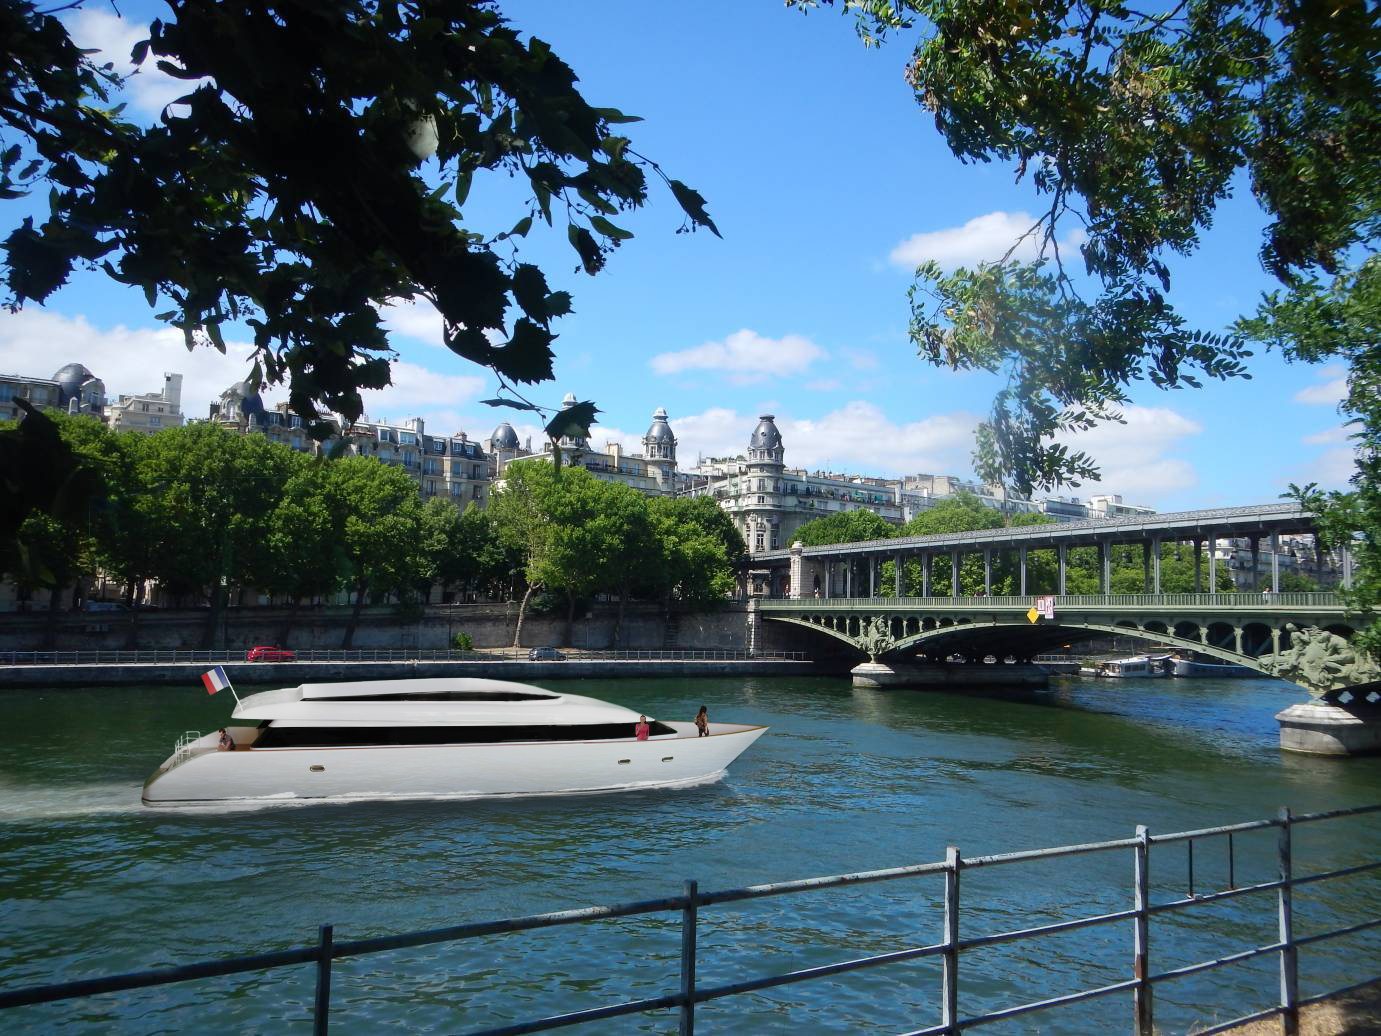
[169,731,202,769]
[2,803,1378,1034]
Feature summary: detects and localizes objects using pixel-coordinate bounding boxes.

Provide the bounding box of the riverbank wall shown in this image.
[0,657,824,688]
[0,601,834,657]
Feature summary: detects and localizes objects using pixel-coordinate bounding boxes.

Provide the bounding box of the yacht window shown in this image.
[252,721,678,748]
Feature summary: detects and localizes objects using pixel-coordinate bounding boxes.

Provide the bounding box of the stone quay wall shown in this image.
[0,601,838,658]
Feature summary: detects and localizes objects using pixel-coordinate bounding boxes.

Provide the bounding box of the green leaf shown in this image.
[511,263,551,324]
[668,180,721,237]
[593,107,644,125]
[589,215,633,241]
[480,398,540,411]
[544,399,600,441]
[509,214,533,239]
[454,167,474,208]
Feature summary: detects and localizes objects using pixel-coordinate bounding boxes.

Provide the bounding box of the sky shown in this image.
[0,1,1355,512]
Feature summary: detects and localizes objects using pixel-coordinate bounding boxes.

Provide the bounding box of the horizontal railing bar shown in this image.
[957,907,1140,953]
[902,977,1141,1035]
[693,940,950,1005]
[0,945,320,1009]
[1294,915,1381,949]
[462,992,683,1036]
[696,860,949,907]
[1147,942,1283,986]
[1298,975,1381,1009]
[1147,878,1283,916]
[1291,859,1381,889]
[334,895,689,958]
[1291,802,1381,825]
[1148,819,1279,844]
[1186,1004,1282,1036]
[960,837,1140,869]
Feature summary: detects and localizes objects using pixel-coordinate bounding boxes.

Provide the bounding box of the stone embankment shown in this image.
[0,657,820,688]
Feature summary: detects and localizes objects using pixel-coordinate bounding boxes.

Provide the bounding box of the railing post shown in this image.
[1278,808,1298,1035]
[942,845,960,1034]
[314,923,333,1036]
[1134,824,1152,1036]
[680,879,698,1036]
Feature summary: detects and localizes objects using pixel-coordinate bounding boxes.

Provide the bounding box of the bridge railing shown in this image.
[0,648,809,667]
[2,803,1377,1034]
[761,592,1344,610]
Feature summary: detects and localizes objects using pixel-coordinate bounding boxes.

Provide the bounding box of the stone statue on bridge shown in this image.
[1262,624,1381,700]
[860,615,895,662]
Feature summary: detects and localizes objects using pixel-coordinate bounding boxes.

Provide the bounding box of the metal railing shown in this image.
[3,803,1377,1034]
[0,648,808,667]
[761,591,1345,611]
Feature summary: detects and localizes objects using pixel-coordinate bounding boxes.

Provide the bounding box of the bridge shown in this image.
[740,503,1379,755]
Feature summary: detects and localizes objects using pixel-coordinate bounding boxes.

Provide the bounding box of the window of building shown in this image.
[150,416,161,426]
[141,402,149,412]
[757,495,764,504]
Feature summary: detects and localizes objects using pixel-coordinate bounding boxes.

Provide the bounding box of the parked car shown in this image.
[527,646,566,661]
[246,645,296,662]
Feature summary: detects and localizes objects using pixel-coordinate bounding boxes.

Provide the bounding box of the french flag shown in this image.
[202,666,232,696]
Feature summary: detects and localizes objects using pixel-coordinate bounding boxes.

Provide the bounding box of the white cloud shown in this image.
[1293,364,1348,406]
[360,360,484,417]
[380,298,446,348]
[649,329,826,384]
[672,402,979,476]
[1057,406,1203,503]
[889,210,1086,271]
[1303,426,1351,446]
[65,10,208,117]
[0,309,263,422]
[842,347,880,371]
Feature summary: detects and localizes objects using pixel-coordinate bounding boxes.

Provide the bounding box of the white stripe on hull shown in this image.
[143,722,766,806]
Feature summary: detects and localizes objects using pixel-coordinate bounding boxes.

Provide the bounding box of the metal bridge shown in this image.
[757,592,1380,705]
[748,502,1357,599]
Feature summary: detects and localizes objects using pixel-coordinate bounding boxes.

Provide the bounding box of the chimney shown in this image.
[162,372,182,408]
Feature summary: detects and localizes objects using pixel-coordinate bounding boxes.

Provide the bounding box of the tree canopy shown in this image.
[2,0,716,435]
[799,0,1379,645]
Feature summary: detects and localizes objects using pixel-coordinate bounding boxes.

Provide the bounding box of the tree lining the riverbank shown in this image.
[0,419,746,648]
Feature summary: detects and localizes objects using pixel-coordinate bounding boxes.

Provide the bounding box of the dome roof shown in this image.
[644,407,675,443]
[749,415,782,450]
[52,362,96,403]
[490,421,520,449]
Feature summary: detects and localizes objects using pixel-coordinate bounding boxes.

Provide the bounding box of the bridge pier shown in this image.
[1276,702,1381,756]
[851,661,1049,691]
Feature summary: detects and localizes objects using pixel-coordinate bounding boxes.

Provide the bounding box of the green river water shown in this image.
[1,673,1379,1034]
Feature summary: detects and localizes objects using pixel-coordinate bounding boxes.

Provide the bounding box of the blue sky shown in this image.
[0,1,1352,511]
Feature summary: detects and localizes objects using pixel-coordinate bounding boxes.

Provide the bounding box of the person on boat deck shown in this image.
[217,729,235,752]
[695,706,709,737]
[635,715,650,741]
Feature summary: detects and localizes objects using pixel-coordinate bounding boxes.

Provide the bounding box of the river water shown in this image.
[2,674,1380,1035]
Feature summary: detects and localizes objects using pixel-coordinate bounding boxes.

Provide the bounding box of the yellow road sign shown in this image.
[1027,607,1040,624]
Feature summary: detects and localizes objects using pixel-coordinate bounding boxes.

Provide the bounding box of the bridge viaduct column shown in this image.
[868,557,875,599]
[1019,546,1028,595]
[922,553,930,597]
[845,560,853,598]
[1344,541,1354,589]
[1250,537,1261,591]
[895,553,903,597]
[1152,536,1161,594]
[1058,544,1067,595]
[984,549,992,596]
[1101,541,1111,594]
[824,565,832,598]
[1142,542,1151,593]
[1193,538,1203,592]
[950,550,960,597]
[788,542,803,599]
[1270,532,1280,593]
[1208,535,1218,595]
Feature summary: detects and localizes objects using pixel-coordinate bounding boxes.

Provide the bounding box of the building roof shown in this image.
[490,421,520,449]
[644,407,675,444]
[750,414,782,450]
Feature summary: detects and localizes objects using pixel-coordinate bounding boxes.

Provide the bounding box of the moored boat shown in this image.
[142,677,767,806]
[1078,654,1172,678]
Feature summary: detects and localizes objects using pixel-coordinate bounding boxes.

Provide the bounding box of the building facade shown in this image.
[494,395,680,497]
[105,372,185,433]
[0,363,106,422]
[685,415,1161,556]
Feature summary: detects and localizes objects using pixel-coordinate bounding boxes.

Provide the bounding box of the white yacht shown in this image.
[142,677,768,806]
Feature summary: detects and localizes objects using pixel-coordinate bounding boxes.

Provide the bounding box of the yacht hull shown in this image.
[142,721,766,806]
